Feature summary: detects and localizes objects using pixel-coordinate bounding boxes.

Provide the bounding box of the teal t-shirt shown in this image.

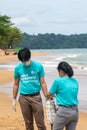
[14,61,45,94]
[49,77,79,106]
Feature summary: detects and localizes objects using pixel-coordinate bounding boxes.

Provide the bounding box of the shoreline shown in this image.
[0,51,48,63]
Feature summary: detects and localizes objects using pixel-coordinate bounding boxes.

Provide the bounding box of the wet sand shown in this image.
[0,53,87,130]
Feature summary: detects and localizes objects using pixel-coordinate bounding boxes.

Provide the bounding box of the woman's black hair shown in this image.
[57,61,73,77]
[18,48,31,61]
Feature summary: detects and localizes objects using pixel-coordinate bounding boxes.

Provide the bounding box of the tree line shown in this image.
[16,33,87,49]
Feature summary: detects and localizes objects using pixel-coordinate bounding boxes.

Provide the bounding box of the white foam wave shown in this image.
[72,64,87,72]
[0,65,15,70]
[67,53,81,58]
[43,61,87,72]
[43,61,58,68]
[43,64,57,67]
[55,53,81,61]
[55,56,65,61]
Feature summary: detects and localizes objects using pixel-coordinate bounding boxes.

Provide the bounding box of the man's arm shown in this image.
[12,78,19,112]
[40,77,48,97]
[13,78,20,99]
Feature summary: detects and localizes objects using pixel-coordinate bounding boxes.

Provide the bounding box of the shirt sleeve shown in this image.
[39,64,45,77]
[49,80,58,95]
[14,67,20,78]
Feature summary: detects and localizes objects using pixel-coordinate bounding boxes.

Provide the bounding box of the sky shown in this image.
[0,0,87,35]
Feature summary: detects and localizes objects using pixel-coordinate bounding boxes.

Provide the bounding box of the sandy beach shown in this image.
[0,52,87,130]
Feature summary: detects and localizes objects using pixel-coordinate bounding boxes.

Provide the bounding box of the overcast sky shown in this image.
[1,0,87,35]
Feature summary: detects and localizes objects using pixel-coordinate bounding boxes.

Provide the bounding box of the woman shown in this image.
[47,61,79,130]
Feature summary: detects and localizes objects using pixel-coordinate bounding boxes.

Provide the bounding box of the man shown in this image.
[12,48,48,130]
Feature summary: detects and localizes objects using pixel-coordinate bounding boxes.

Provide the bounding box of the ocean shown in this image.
[0,48,87,112]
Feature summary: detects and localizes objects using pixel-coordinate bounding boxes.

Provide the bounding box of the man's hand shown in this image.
[12,99,16,112]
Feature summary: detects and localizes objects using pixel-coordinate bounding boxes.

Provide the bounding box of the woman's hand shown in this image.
[46,92,53,100]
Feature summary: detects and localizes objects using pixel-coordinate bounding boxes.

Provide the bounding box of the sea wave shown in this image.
[0,64,15,70]
[43,61,87,74]
[55,53,81,61]
[0,61,87,73]
[0,49,87,74]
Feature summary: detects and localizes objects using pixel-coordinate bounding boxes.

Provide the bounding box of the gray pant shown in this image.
[19,94,46,130]
[53,106,79,130]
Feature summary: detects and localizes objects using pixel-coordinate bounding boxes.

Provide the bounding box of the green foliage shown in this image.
[16,33,87,49]
[0,15,12,37]
[6,27,23,48]
[0,14,23,49]
[14,47,23,53]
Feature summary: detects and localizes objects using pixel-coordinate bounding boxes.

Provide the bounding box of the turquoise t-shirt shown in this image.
[14,61,45,94]
[49,77,79,106]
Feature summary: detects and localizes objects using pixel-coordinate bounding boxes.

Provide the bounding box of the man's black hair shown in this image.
[18,48,31,61]
[57,61,73,77]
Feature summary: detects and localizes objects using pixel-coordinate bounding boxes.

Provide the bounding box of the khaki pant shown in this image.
[19,94,46,130]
